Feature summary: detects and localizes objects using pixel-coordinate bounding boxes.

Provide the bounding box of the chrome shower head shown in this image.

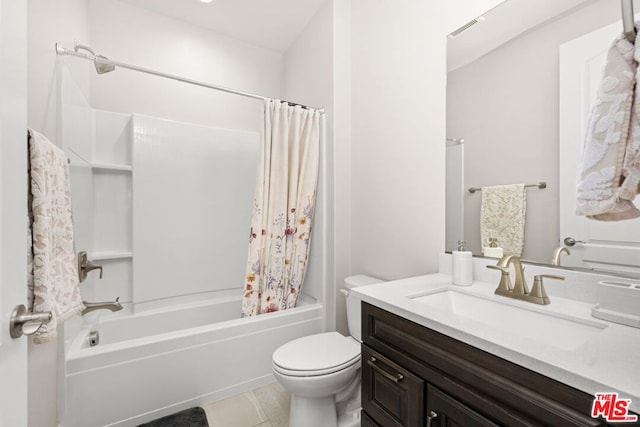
[74,44,115,74]
[94,55,115,74]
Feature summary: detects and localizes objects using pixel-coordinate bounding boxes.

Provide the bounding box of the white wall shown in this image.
[447,0,620,262]
[282,1,335,329]
[27,0,91,142]
[88,0,282,132]
[331,0,353,335]
[349,0,447,280]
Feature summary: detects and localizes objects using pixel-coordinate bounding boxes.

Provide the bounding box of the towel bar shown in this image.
[468,182,547,194]
[9,304,52,338]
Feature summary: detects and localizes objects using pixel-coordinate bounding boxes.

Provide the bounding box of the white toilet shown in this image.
[272,275,384,427]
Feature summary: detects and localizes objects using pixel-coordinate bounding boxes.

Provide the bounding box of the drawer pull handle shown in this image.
[367,356,404,383]
[426,410,438,427]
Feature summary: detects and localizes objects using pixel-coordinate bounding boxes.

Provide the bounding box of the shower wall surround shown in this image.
[132,115,258,305]
[60,64,132,304]
[59,63,277,309]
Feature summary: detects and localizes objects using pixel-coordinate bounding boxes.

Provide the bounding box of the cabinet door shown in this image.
[362,346,424,427]
[426,385,499,427]
[361,411,381,427]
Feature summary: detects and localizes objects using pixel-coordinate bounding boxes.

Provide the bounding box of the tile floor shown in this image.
[203,382,291,427]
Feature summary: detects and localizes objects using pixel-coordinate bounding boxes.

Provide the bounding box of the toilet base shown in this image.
[289,395,338,427]
[287,382,361,427]
[337,384,361,427]
[338,407,361,427]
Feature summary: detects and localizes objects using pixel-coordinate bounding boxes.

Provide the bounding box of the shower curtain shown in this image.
[241,99,321,317]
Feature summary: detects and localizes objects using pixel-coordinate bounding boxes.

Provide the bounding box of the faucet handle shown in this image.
[78,251,104,283]
[486,264,512,292]
[534,274,565,284]
[529,274,564,305]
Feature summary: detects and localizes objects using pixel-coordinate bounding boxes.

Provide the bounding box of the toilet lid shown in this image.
[272,332,360,375]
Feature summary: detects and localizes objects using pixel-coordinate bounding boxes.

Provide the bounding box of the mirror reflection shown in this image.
[446,0,640,277]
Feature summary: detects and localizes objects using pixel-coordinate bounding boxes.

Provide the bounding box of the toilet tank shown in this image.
[344,275,384,342]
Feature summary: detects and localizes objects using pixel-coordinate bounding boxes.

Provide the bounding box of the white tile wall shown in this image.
[132,114,259,303]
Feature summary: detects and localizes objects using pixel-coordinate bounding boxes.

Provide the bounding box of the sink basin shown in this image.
[411,290,607,350]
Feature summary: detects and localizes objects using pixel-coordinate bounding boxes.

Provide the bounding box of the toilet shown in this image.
[272,275,384,427]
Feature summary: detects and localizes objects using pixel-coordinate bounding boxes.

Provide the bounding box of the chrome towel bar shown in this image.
[10,304,52,338]
[468,181,547,194]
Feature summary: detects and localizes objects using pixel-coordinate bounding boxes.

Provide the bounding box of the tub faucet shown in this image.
[82,297,123,315]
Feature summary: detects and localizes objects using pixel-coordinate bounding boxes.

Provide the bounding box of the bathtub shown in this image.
[59,292,323,427]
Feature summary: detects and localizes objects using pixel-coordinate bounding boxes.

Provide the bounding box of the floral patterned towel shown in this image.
[480,184,526,257]
[576,34,640,221]
[27,129,84,343]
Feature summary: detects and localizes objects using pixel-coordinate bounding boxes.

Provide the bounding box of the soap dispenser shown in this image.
[483,237,504,259]
[452,240,473,286]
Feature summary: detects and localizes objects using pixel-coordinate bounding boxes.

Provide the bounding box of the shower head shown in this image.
[73,44,116,74]
[94,55,116,74]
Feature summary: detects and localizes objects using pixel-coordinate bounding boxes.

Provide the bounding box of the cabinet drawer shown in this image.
[427,384,499,427]
[362,346,424,427]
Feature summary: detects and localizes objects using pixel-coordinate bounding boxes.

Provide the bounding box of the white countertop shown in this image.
[352,271,640,413]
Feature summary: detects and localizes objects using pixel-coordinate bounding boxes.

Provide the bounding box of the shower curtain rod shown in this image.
[621,0,636,42]
[55,43,325,113]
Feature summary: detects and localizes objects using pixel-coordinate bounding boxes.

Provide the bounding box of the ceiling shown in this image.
[120,0,326,52]
[447,0,597,71]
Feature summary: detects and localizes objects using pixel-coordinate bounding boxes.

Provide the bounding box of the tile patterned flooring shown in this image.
[203,382,291,427]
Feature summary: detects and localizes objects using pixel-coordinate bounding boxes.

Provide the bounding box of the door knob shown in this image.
[563,237,585,247]
[9,304,52,338]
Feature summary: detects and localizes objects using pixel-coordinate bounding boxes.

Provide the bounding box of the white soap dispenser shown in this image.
[452,240,473,286]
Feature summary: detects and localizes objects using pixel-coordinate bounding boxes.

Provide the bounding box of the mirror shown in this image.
[446,0,640,277]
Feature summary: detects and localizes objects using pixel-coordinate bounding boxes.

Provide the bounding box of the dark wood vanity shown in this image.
[360,302,635,426]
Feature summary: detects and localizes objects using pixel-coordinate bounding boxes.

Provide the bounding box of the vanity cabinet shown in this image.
[361,302,611,426]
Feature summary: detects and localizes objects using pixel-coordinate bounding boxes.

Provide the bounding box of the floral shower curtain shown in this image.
[241,99,321,317]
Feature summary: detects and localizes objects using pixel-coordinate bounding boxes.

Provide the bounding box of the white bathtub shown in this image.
[59,293,323,427]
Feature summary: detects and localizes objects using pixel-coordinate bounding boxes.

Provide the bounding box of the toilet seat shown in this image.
[272,332,361,377]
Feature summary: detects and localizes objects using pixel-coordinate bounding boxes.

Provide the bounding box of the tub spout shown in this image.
[82,297,123,315]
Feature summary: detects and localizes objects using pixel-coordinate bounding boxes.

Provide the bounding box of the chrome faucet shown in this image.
[551,246,571,266]
[82,297,123,315]
[487,256,564,305]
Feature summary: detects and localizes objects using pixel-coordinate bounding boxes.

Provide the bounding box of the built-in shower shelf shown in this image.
[90,251,133,261]
[92,163,132,172]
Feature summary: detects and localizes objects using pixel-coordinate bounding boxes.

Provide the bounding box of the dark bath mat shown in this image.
[137,407,209,427]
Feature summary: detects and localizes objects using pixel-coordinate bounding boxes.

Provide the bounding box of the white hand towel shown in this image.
[576,34,640,221]
[480,184,526,257]
[27,129,84,343]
